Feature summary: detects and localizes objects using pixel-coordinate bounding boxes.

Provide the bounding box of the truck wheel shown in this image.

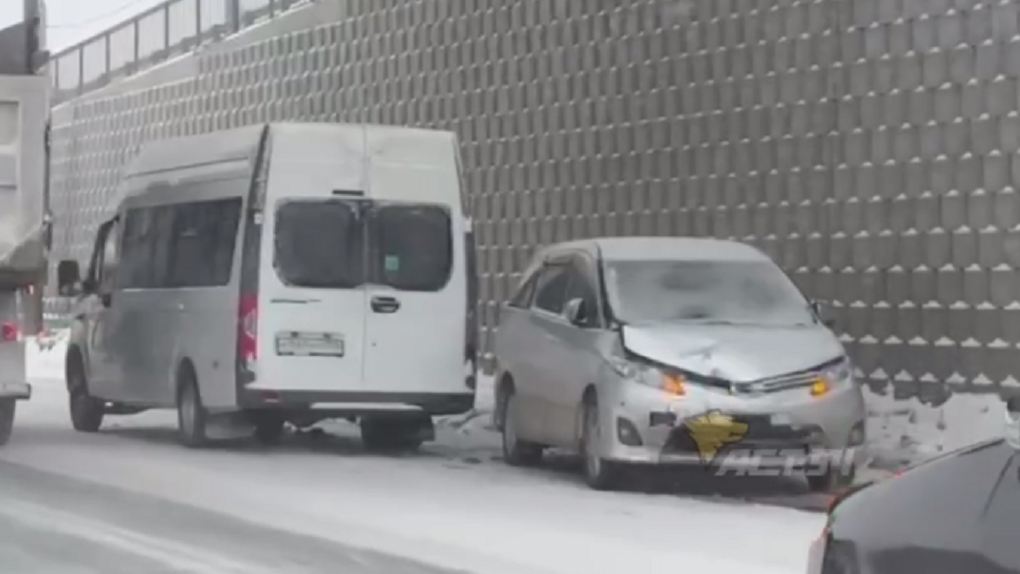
[68,357,104,433]
[0,399,15,446]
[176,369,208,448]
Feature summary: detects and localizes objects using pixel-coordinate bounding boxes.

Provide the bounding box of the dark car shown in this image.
[808,398,1020,574]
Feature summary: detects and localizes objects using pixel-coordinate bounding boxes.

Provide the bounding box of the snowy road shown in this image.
[0,459,459,574]
[0,342,825,574]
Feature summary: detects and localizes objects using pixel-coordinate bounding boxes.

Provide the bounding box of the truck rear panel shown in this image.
[0,74,48,285]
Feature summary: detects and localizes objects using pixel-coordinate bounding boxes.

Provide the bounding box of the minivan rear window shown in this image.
[274,200,365,288]
[372,204,453,292]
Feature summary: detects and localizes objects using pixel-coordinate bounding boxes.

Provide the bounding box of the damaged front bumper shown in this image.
[598,380,868,473]
[0,381,31,400]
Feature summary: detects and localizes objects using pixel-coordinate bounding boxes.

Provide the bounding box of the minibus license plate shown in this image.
[276,332,344,357]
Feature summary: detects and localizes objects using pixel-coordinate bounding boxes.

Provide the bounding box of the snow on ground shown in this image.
[8,334,824,574]
[864,386,1008,468]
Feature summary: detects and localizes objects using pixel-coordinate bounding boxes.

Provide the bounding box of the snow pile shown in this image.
[864,387,1007,468]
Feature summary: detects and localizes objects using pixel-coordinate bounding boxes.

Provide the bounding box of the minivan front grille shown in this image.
[732,371,820,395]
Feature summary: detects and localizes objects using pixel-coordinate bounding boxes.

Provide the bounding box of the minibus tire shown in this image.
[67,354,104,432]
[176,370,207,448]
[0,399,14,446]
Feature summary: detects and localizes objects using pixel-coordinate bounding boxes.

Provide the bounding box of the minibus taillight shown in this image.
[0,322,18,342]
[238,293,258,372]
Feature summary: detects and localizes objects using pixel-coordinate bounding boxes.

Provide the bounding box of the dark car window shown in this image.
[274,200,365,289]
[532,264,571,314]
[371,204,452,292]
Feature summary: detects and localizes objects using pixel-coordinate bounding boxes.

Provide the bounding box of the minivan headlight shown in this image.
[822,357,854,387]
[608,356,732,397]
[809,357,853,397]
[607,357,686,397]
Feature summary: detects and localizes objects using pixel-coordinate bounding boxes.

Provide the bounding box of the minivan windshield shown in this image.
[603,259,816,327]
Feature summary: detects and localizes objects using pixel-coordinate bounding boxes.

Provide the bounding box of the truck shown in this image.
[0,0,51,445]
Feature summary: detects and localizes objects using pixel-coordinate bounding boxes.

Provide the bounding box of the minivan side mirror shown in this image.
[1005,397,1020,450]
[56,259,82,296]
[811,300,836,328]
[563,298,588,327]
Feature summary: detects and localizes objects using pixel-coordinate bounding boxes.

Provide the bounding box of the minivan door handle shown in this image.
[370,296,400,314]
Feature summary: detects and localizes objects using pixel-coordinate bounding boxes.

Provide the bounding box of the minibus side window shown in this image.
[165,198,242,288]
[96,219,120,294]
[118,207,153,289]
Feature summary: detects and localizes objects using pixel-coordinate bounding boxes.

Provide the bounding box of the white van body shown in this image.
[60,123,477,447]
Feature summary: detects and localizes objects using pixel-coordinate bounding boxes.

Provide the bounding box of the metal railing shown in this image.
[49,0,308,104]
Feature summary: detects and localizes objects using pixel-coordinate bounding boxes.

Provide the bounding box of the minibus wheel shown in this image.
[67,350,104,432]
[176,367,207,448]
[0,399,14,445]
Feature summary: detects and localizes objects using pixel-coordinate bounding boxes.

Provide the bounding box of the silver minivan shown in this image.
[492,237,867,491]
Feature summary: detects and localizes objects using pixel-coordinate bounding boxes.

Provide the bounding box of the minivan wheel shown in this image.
[581,395,621,490]
[0,399,15,445]
[176,372,208,448]
[68,358,104,433]
[500,390,543,466]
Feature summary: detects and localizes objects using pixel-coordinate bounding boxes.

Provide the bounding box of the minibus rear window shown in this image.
[372,204,453,292]
[274,200,365,289]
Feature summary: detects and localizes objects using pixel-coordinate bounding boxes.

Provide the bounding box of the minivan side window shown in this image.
[509,268,540,309]
[563,262,601,328]
[532,264,571,315]
[372,204,453,292]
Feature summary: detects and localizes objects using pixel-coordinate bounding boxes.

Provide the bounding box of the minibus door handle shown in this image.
[370,296,400,314]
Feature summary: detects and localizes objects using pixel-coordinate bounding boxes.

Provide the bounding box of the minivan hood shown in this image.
[620,322,844,382]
